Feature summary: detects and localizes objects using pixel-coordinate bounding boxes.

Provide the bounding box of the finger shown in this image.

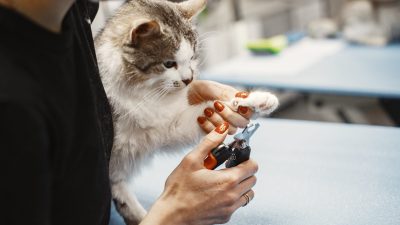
[204,108,237,135]
[197,116,216,133]
[223,159,259,183]
[234,176,257,197]
[190,122,229,159]
[227,126,238,135]
[188,80,238,105]
[237,106,253,120]
[234,91,253,119]
[234,190,255,209]
[214,101,249,128]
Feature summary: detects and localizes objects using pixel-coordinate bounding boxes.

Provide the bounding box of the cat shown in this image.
[95,0,279,224]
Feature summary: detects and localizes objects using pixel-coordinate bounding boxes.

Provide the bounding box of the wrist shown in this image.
[140,194,185,225]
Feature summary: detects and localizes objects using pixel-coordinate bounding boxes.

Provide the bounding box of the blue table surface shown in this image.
[110,119,400,225]
[202,43,400,98]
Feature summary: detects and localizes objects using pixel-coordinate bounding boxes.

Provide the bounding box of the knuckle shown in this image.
[248,159,259,173]
[225,175,239,187]
[228,127,237,135]
[252,176,258,185]
[227,205,236,215]
[219,208,233,223]
[183,154,196,165]
[222,109,233,118]
[204,125,215,134]
[223,192,237,206]
[253,162,259,173]
[247,176,257,188]
[220,215,232,224]
[203,136,216,146]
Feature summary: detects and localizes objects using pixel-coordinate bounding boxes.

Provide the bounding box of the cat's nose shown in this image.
[182,77,193,86]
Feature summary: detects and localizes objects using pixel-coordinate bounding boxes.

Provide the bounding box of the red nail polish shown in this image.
[235,91,249,98]
[214,101,225,112]
[215,122,229,134]
[239,106,249,114]
[197,116,207,124]
[204,108,214,117]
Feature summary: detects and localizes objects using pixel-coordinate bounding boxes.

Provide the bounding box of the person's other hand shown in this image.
[188,80,252,135]
[140,123,258,225]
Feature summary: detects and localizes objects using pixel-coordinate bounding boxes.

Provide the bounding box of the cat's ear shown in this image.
[176,0,207,20]
[130,20,161,46]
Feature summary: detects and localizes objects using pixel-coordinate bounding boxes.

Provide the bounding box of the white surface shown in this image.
[124,119,400,225]
[206,38,345,77]
[201,42,400,98]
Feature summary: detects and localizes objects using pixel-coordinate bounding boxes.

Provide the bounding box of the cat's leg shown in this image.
[112,180,147,225]
[169,102,211,146]
[109,145,149,225]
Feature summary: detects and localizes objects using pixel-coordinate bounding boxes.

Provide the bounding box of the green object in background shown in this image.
[247,35,288,54]
[247,33,305,54]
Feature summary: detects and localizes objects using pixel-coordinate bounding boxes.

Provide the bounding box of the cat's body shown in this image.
[95,0,278,224]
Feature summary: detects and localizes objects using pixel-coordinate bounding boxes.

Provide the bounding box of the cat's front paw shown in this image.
[231,91,279,117]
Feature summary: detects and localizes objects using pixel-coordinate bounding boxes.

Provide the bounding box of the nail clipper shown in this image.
[204,123,260,170]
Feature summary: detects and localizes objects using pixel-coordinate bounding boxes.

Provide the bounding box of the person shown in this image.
[0,0,258,225]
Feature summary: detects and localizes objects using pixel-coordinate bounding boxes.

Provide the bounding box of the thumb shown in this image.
[188,80,238,105]
[191,122,230,160]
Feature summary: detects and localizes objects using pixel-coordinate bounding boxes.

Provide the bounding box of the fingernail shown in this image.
[204,108,214,117]
[239,106,249,114]
[235,91,249,98]
[214,101,225,112]
[215,122,229,134]
[197,116,207,124]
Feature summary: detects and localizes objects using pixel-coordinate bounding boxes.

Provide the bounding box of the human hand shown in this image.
[140,123,258,225]
[188,80,253,135]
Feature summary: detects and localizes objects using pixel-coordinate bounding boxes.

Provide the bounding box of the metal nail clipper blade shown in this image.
[226,123,260,168]
[204,123,260,170]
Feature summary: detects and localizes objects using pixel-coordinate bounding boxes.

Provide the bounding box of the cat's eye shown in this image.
[163,61,177,69]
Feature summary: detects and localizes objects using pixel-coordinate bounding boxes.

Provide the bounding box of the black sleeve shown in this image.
[0,102,52,225]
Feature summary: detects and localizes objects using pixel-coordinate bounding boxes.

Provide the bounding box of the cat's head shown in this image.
[97,0,206,94]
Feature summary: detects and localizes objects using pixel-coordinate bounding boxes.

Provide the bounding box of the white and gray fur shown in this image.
[95,0,278,224]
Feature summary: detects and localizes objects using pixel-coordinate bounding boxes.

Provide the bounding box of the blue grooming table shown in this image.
[202,40,400,98]
[110,119,400,225]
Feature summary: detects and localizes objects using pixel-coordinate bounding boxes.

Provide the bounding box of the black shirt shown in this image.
[0,2,113,225]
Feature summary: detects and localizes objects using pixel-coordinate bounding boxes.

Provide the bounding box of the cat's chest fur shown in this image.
[112,87,208,156]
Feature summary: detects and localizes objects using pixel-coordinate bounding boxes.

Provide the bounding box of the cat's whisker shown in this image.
[198,34,219,45]
[198,31,219,40]
[197,47,211,53]
[155,89,169,103]
[197,55,210,67]
[138,86,170,104]
[137,86,165,103]
[120,86,166,118]
[152,86,166,100]
[197,38,213,46]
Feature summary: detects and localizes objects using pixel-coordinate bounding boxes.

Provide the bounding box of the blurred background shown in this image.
[92,0,400,127]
